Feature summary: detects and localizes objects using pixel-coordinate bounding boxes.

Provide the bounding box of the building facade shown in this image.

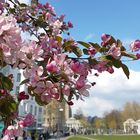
[123,118,140,134]
[0,66,45,132]
[43,100,71,133]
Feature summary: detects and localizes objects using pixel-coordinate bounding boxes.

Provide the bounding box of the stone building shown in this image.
[43,100,72,133]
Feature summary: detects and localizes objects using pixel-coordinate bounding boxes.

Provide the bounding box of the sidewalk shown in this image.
[48,135,96,140]
[48,136,72,140]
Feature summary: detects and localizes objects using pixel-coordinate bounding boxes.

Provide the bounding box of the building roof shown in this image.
[123,118,136,124]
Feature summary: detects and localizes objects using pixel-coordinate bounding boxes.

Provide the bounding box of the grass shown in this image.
[67,136,89,140]
[67,135,140,140]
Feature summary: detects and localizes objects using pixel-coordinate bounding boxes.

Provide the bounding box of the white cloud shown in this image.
[19,0,30,4]
[72,68,140,117]
[5,0,30,7]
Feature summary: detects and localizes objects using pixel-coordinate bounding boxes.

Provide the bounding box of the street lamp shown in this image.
[59,108,64,131]
[56,107,64,140]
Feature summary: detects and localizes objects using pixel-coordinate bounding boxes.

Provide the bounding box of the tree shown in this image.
[0,0,139,139]
[122,101,140,121]
[104,110,123,132]
[94,118,103,129]
[74,108,84,120]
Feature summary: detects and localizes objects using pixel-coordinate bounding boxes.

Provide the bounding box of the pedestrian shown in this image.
[26,132,32,140]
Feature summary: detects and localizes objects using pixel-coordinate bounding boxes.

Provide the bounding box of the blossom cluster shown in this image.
[0,0,139,138]
[130,40,140,59]
[2,113,34,140]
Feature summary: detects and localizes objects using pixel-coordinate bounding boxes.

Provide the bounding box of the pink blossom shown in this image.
[45,13,52,20]
[23,66,44,87]
[59,14,65,21]
[101,33,111,46]
[51,19,63,35]
[54,54,66,66]
[2,135,10,140]
[0,3,4,14]
[70,61,88,76]
[67,101,74,106]
[93,61,107,73]
[76,76,86,89]
[41,92,52,102]
[79,84,91,97]
[63,85,70,96]
[22,113,35,127]
[136,53,140,59]
[46,60,58,73]
[0,14,25,65]
[130,40,140,52]
[88,47,96,57]
[4,125,19,140]
[49,38,59,49]
[44,2,55,13]
[45,81,53,88]
[20,41,44,62]
[37,3,43,9]
[18,91,29,101]
[107,67,114,74]
[68,21,73,28]
[108,43,121,59]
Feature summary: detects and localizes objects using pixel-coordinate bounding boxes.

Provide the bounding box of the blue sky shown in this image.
[39,0,140,71]
[36,0,140,116]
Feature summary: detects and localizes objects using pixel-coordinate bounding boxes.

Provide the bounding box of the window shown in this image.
[39,107,42,113]
[44,110,46,115]
[38,117,42,122]
[24,103,28,114]
[17,73,21,82]
[38,124,42,127]
[16,86,20,93]
[30,105,33,113]
[1,66,10,75]
[34,106,37,115]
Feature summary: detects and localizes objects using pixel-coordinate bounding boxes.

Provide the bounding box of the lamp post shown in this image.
[59,108,64,131]
[56,107,63,140]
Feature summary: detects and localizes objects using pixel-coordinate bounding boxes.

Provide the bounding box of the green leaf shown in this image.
[106,55,121,68]
[35,95,47,106]
[20,79,29,85]
[40,22,48,28]
[0,96,17,117]
[108,36,116,45]
[9,101,17,112]
[62,40,75,52]
[88,57,98,65]
[89,42,101,51]
[68,92,73,101]
[72,47,82,57]
[77,41,91,48]
[106,55,130,79]
[121,63,130,79]
[117,40,126,51]
[83,48,89,55]
[116,39,122,48]
[19,3,27,7]
[9,8,15,14]
[55,36,62,46]
[31,0,39,4]
[28,86,35,96]
[122,52,137,59]
[2,76,13,91]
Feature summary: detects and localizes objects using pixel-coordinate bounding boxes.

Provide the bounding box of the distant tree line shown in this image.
[74,101,140,134]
